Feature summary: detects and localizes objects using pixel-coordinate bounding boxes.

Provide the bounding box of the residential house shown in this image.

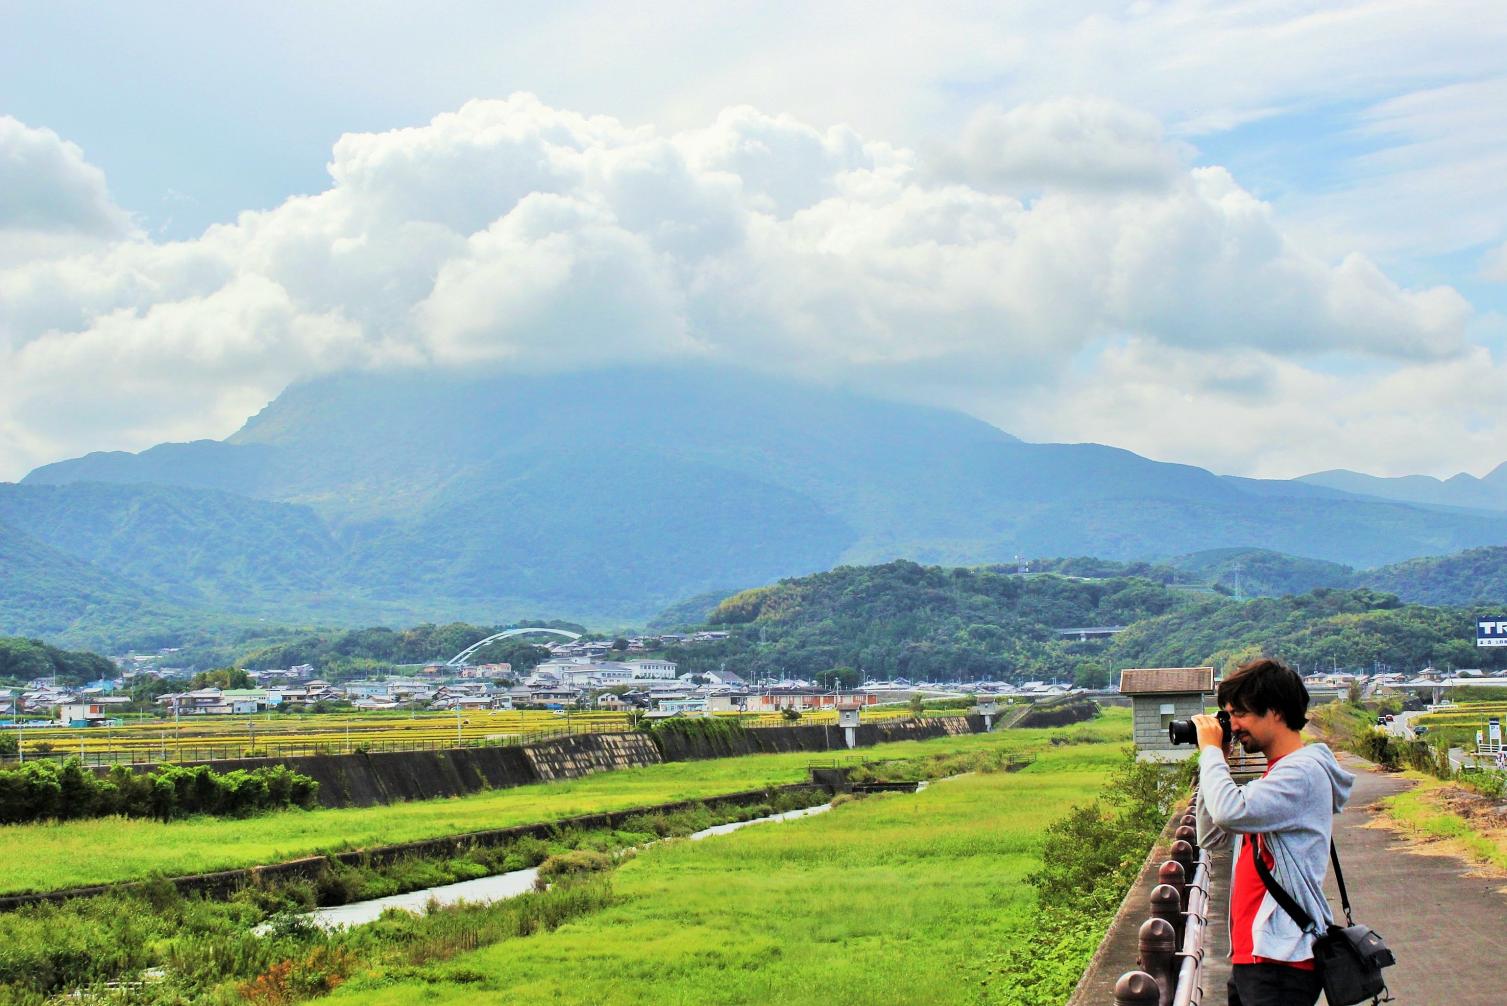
[58,696,131,726]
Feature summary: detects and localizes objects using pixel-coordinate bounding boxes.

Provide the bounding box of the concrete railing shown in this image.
[1111,791,1213,1006]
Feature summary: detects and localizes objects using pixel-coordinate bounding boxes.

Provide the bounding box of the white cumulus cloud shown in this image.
[0,95,1486,479]
[0,116,135,266]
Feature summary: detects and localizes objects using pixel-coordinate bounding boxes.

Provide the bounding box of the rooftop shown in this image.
[1118,666,1215,695]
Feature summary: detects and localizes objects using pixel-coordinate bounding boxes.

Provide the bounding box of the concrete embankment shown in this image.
[141,716,987,809]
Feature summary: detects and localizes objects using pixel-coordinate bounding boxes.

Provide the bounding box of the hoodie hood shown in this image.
[1291,742,1354,812]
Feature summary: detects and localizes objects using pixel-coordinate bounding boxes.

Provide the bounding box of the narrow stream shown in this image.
[271,801,837,932]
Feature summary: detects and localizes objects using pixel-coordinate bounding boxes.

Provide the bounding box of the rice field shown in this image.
[8,706,918,764]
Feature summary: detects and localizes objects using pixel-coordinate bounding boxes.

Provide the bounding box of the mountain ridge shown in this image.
[14,365,1507,629]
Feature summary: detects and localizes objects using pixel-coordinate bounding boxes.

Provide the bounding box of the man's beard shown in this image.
[1236,734,1262,754]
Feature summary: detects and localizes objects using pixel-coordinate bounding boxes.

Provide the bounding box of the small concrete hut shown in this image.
[1120,666,1215,762]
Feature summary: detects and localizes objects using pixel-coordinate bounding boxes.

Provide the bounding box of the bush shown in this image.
[534,850,614,890]
[0,759,319,824]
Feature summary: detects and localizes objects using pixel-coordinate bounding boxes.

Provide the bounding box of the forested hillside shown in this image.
[671,560,1185,683]
[1103,588,1506,674]
[1355,546,1507,607]
[0,636,116,685]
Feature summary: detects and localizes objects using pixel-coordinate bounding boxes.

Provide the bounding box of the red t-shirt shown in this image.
[1229,755,1316,970]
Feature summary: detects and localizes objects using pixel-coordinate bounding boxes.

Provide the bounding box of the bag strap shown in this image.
[1251,835,1356,930]
[1327,840,1355,926]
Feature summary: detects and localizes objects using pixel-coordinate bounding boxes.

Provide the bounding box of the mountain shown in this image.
[0,515,193,643]
[16,365,1507,632]
[1297,463,1507,512]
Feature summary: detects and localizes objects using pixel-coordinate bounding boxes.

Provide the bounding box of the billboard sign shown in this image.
[1478,617,1507,647]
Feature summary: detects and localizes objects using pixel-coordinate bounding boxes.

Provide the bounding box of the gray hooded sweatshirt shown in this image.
[1195,743,1354,962]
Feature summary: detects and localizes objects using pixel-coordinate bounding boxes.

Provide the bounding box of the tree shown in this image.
[780,705,801,722]
[908,694,925,717]
[1346,678,1365,706]
[828,666,861,689]
[190,667,252,690]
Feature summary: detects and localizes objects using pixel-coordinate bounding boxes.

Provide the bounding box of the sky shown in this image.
[2,1,1505,483]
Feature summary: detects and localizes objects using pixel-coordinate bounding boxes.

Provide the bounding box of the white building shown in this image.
[625,659,677,679]
[58,697,131,726]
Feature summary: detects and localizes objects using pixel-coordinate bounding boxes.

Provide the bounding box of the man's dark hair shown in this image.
[1217,657,1309,730]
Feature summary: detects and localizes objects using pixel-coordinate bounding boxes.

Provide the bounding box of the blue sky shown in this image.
[2,1,1504,481]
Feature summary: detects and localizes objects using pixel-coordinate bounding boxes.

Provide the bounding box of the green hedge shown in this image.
[0,760,318,825]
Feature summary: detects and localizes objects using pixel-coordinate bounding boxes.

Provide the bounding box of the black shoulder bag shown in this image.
[1250,835,1396,1005]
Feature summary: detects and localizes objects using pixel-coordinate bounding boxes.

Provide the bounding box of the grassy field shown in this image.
[1,711,1128,894]
[327,741,1123,1006]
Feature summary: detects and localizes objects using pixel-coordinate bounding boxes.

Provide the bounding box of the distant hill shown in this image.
[0,482,343,606]
[1165,548,1354,597]
[1298,464,1507,512]
[15,365,1507,636]
[1355,546,1507,607]
[0,516,187,642]
[1104,587,1505,674]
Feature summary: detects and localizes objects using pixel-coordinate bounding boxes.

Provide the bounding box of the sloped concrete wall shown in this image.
[654,715,986,761]
[158,715,984,808]
[523,732,663,781]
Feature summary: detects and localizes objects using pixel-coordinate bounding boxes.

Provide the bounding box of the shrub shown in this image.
[0,758,319,824]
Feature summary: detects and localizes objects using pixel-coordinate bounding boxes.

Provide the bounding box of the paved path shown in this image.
[1317,752,1507,1005]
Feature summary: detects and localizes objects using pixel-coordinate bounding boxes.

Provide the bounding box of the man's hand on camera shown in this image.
[1192,713,1227,755]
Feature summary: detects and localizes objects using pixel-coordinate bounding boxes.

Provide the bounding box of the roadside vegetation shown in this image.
[1311,698,1507,877]
[0,713,1127,894]
[980,752,1193,1004]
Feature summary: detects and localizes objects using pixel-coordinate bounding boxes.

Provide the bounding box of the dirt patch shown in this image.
[1365,780,1507,886]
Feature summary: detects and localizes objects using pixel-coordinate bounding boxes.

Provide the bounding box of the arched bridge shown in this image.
[446,627,582,667]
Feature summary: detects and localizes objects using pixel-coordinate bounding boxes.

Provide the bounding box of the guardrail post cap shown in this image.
[1137,916,1177,952]
[1178,813,1196,828]
[1157,860,1186,886]
[1113,970,1160,1005]
[1173,824,1197,847]
[1148,883,1181,914]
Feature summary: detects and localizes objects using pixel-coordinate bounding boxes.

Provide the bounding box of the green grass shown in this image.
[0,712,1128,894]
[327,741,1124,1006]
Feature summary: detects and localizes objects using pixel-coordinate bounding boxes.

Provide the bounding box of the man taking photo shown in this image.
[1193,658,1355,1006]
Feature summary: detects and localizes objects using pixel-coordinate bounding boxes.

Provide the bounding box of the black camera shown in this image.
[1168,709,1230,746]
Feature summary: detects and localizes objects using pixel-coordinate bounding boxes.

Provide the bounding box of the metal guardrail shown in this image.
[1112,792,1213,1006]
